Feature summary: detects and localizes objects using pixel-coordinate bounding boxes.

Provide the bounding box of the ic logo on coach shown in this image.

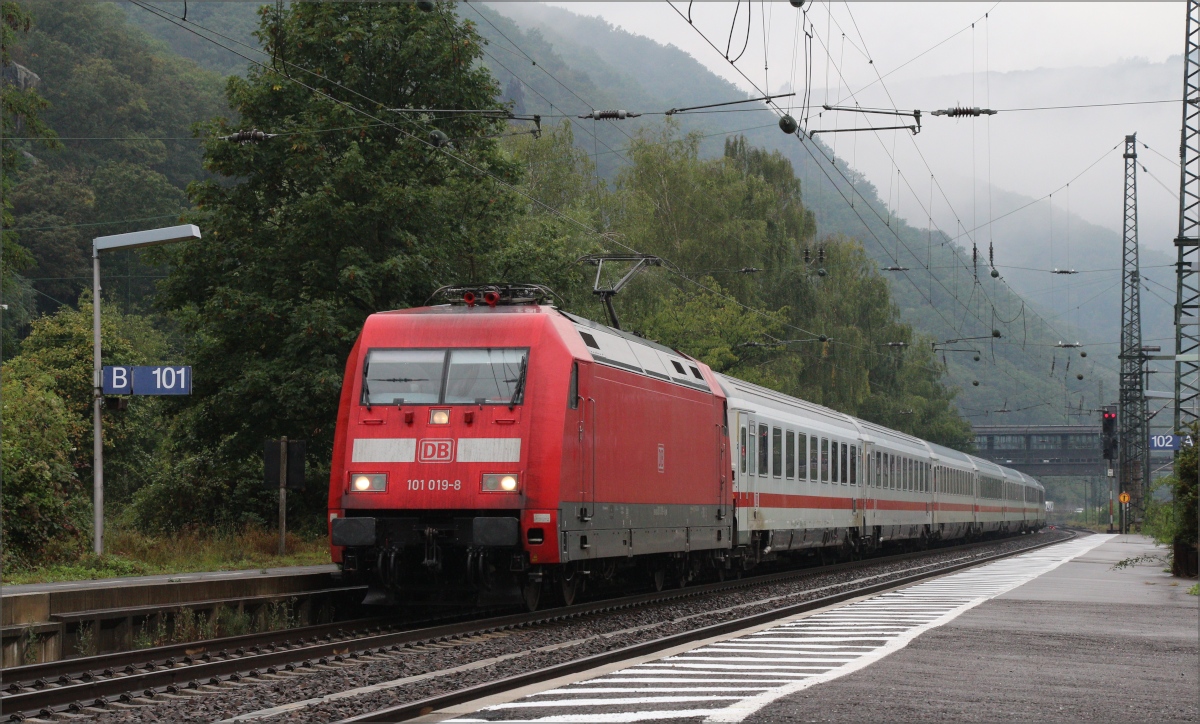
[418,439,454,462]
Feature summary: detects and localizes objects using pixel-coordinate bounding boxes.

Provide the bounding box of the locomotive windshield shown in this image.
[362,348,528,406]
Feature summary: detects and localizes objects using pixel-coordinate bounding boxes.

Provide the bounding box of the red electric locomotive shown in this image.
[329,285,1045,609]
[328,286,730,608]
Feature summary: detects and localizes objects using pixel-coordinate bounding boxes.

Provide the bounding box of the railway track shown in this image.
[0,532,1069,722]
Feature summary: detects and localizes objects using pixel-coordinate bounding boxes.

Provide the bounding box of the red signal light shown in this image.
[483,291,500,307]
[463,292,476,306]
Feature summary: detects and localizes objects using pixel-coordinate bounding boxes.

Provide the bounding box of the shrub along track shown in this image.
[1,531,1072,722]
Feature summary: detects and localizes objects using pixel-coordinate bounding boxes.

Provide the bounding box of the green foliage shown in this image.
[2,0,58,344]
[5,293,170,510]
[1145,424,1198,551]
[575,125,971,448]
[637,278,787,375]
[7,0,225,318]
[150,2,586,529]
[15,0,225,187]
[0,365,87,568]
[1171,427,1198,547]
[119,1,263,77]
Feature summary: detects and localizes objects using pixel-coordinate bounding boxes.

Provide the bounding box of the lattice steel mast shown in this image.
[1174,0,1200,433]
[1120,134,1148,523]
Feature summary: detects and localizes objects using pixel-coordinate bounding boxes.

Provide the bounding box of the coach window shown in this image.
[772,427,783,478]
[890,455,897,489]
[759,425,769,477]
[786,430,796,479]
[840,444,849,484]
[798,433,808,480]
[875,452,882,487]
[810,436,820,481]
[820,438,830,482]
[850,445,858,485]
[831,441,839,483]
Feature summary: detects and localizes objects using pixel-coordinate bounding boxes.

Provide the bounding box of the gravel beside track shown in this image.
[68,531,1070,724]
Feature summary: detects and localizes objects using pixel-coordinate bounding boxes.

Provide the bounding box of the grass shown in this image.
[3,526,331,585]
[1188,583,1198,596]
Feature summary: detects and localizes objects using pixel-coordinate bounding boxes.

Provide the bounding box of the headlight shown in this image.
[430,409,450,425]
[351,473,386,492]
[482,473,519,492]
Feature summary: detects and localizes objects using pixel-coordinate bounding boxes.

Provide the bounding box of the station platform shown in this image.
[440,534,1198,723]
[1,564,344,667]
[747,533,1198,722]
[1,563,337,596]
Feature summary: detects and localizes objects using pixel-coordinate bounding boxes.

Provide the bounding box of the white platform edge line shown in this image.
[703,534,1114,723]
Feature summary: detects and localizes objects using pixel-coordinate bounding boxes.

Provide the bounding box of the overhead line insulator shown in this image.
[930,107,998,117]
[579,110,642,120]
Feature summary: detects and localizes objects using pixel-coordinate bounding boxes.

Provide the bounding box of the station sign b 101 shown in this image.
[102,365,191,395]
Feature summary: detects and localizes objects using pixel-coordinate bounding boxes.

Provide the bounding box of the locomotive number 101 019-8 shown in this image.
[406,479,462,491]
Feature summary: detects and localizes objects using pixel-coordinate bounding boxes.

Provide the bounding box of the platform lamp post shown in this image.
[91,225,201,554]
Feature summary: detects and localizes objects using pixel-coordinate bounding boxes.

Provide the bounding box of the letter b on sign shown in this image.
[419,439,453,462]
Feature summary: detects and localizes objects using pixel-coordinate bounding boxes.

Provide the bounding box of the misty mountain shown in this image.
[122,1,1150,425]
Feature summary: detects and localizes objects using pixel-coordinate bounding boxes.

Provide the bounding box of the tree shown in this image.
[1,367,87,568]
[154,2,564,526]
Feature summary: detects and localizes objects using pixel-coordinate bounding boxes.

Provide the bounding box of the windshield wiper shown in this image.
[508,356,528,410]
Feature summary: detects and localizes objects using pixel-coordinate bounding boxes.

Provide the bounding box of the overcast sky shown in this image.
[544,2,1181,86]
[533,2,1187,254]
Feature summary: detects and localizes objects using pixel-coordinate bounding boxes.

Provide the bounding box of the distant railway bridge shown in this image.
[971,425,1106,477]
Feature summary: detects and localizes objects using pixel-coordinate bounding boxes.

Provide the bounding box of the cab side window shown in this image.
[568,362,579,409]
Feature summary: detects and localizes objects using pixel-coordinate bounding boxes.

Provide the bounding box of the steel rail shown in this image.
[0,532,1060,719]
[341,531,1077,723]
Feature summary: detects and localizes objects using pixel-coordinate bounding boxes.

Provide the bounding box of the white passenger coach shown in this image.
[718,374,1046,555]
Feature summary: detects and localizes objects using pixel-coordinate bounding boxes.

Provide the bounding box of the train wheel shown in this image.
[651,566,666,592]
[561,565,583,606]
[522,579,542,612]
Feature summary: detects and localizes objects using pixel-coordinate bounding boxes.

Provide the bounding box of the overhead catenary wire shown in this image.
[129,0,862,359]
[668,0,1111,409]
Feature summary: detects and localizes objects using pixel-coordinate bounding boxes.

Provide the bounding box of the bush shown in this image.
[1,369,89,569]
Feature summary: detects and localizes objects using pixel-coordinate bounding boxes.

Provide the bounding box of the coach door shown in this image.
[573,362,596,522]
[858,442,872,533]
[716,414,728,521]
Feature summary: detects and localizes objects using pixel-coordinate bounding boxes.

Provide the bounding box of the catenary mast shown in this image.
[1119,134,1148,527]
[1173,0,1200,433]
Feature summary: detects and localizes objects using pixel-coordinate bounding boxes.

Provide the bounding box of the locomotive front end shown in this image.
[329,299,567,607]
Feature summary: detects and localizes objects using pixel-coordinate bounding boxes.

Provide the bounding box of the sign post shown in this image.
[279,436,288,557]
[92,225,200,554]
[264,439,306,556]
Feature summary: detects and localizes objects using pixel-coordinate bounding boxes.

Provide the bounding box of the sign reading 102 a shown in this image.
[1149,434,1195,451]
[103,365,191,396]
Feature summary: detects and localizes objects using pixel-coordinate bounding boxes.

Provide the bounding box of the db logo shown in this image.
[418,439,454,462]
